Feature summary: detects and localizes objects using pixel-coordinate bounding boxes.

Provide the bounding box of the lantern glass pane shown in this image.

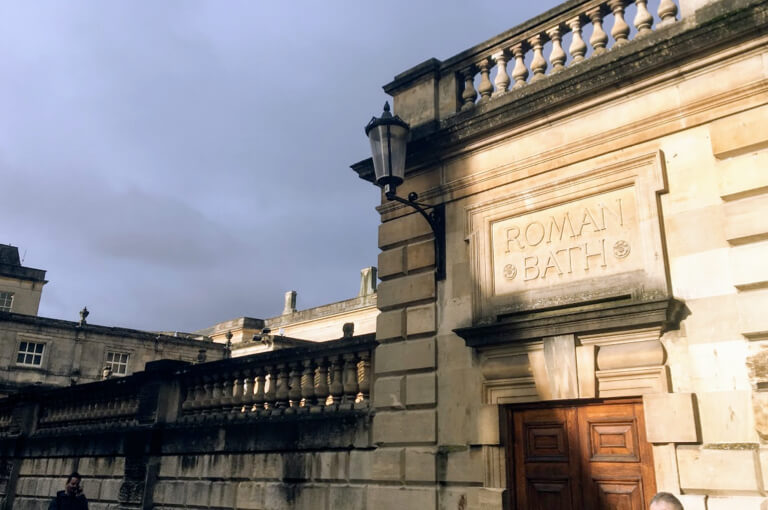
[368,123,408,187]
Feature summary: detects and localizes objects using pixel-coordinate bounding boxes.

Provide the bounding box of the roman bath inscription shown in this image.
[491,187,641,294]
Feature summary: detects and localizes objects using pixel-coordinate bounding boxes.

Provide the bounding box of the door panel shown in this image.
[513,407,581,510]
[594,479,644,510]
[510,400,655,510]
[579,402,655,509]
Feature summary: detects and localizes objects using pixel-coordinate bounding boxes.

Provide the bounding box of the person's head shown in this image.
[65,472,82,496]
[650,492,683,510]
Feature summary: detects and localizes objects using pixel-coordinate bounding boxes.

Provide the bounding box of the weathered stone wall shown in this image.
[14,457,124,510]
[0,336,377,510]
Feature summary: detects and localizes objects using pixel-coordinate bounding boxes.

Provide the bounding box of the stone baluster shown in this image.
[476,58,494,103]
[460,66,478,111]
[658,0,678,26]
[92,400,102,420]
[104,398,114,419]
[633,0,654,35]
[127,397,139,417]
[191,378,205,413]
[105,398,115,419]
[328,355,344,409]
[567,17,587,63]
[312,357,329,412]
[340,353,359,410]
[217,373,232,414]
[274,364,290,411]
[287,362,302,413]
[252,369,266,414]
[109,397,119,418]
[511,43,529,88]
[609,0,630,46]
[491,50,510,97]
[588,7,608,56]
[181,380,195,414]
[84,401,95,421]
[229,370,242,413]
[209,374,223,414]
[300,359,315,412]
[547,26,567,73]
[200,375,213,414]
[357,351,371,406]
[239,369,253,414]
[263,366,277,412]
[529,34,548,82]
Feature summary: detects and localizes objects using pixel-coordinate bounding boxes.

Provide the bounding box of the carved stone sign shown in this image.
[466,151,669,323]
[491,187,640,295]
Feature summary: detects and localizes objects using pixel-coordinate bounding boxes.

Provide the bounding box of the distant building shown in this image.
[0,244,227,396]
[0,244,46,316]
[0,244,376,394]
[0,312,226,397]
[193,266,379,357]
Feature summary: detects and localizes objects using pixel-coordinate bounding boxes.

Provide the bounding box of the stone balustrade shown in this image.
[373,0,684,134]
[35,377,141,434]
[177,335,375,421]
[0,335,376,438]
[448,0,679,112]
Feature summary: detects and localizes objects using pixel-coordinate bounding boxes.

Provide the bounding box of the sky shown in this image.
[0,1,563,332]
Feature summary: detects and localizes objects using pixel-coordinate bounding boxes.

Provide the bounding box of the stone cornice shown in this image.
[0,311,225,350]
[454,298,686,347]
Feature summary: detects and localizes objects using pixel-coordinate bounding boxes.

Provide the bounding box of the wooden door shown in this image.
[509,400,656,510]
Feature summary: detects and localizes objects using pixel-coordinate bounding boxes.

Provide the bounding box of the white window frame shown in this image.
[16,341,45,367]
[105,350,130,376]
[0,291,13,312]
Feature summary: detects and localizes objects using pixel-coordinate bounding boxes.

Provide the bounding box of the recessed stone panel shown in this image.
[491,187,640,294]
[466,151,670,323]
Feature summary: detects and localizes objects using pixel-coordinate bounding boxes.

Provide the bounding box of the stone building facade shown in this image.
[0,245,46,317]
[351,0,768,507]
[0,312,228,397]
[196,267,379,356]
[1,0,767,509]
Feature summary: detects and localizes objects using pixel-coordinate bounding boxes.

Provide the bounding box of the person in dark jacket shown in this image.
[48,472,88,510]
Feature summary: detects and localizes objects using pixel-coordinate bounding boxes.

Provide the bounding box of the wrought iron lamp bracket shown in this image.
[385,191,446,281]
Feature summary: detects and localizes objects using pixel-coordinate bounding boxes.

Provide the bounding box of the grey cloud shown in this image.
[1,0,562,331]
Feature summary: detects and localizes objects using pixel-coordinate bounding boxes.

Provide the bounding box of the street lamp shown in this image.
[365,102,446,280]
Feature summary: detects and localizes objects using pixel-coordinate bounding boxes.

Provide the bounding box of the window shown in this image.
[105,351,130,375]
[0,292,13,312]
[16,341,44,366]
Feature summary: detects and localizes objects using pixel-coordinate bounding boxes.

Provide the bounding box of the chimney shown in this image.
[283,290,297,315]
[358,267,378,297]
